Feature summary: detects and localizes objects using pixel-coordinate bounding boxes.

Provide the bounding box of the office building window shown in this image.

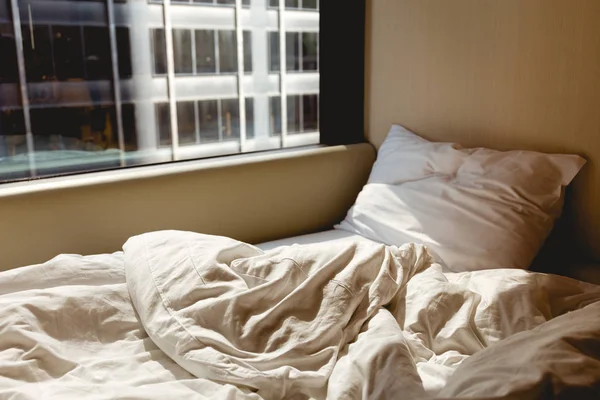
[195,30,216,73]
[269,31,318,72]
[173,29,193,74]
[269,95,318,135]
[152,29,252,76]
[269,0,318,10]
[153,29,168,75]
[0,0,319,183]
[158,99,254,146]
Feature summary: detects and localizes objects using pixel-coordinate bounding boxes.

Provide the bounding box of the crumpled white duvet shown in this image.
[1,230,599,400]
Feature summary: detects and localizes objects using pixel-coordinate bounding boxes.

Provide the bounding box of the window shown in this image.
[269,95,319,135]
[157,99,254,146]
[0,0,320,183]
[269,31,318,73]
[269,0,318,10]
[153,29,252,75]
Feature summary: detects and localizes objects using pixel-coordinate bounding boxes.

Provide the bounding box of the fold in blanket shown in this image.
[124,231,434,399]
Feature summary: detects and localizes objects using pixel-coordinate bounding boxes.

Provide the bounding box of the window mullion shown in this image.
[106,0,127,166]
[235,0,246,152]
[162,0,180,160]
[278,0,288,147]
[10,0,36,177]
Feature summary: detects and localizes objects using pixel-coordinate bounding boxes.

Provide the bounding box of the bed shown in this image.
[1,126,599,399]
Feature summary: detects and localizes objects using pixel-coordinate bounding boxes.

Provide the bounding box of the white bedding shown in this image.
[1,230,599,399]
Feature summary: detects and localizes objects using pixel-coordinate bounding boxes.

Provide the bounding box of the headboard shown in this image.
[365,0,600,266]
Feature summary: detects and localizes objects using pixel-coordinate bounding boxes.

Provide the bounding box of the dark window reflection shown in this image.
[0,109,26,158]
[173,29,193,74]
[302,32,318,71]
[117,28,132,78]
[218,30,237,73]
[195,30,216,73]
[303,94,318,131]
[287,95,301,133]
[0,109,25,136]
[269,32,279,72]
[156,103,171,146]
[177,101,196,145]
[303,0,317,9]
[243,31,252,73]
[0,24,18,83]
[122,104,137,150]
[269,96,281,136]
[29,106,128,151]
[245,98,254,139]
[285,32,299,71]
[53,26,84,80]
[269,0,278,7]
[22,25,54,82]
[153,29,167,75]
[221,98,239,139]
[285,0,298,8]
[84,27,111,80]
[198,99,218,143]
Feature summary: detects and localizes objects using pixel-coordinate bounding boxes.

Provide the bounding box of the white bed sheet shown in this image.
[1,230,599,399]
[257,229,373,251]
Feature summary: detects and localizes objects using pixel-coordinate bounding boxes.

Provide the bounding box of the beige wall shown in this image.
[0,144,375,271]
[366,0,600,261]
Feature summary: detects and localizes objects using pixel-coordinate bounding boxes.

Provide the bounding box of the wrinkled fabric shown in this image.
[0,230,599,399]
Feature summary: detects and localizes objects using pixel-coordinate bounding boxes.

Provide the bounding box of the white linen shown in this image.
[1,230,600,399]
[257,229,373,251]
[336,125,586,272]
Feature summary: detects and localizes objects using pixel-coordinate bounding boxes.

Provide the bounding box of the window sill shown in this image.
[0,144,339,198]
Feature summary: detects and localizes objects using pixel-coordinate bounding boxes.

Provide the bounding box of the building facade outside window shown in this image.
[0,0,319,182]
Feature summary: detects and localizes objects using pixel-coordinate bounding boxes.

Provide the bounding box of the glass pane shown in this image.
[269,96,281,136]
[221,98,239,140]
[173,29,193,75]
[302,32,318,71]
[21,25,53,82]
[303,94,318,131]
[153,29,167,75]
[285,0,298,8]
[218,30,237,73]
[287,95,300,133]
[285,32,299,71]
[1,0,318,183]
[243,31,252,73]
[245,98,254,139]
[303,0,317,9]
[53,26,84,80]
[177,101,196,145]
[122,104,137,151]
[116,28,132,78]
[198,100,219,143]
[156,103,171,146]
[195,30,216,73]
[269,32,279,72]
[84,27,111,80]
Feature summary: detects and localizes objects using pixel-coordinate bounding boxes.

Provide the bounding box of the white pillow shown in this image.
[336,125,586,272]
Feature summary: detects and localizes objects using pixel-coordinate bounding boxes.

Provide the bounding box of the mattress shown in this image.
[0,230,599,399]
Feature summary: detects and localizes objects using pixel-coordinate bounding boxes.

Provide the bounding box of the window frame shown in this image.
[319,0,366,146]
[0,0,364,185]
